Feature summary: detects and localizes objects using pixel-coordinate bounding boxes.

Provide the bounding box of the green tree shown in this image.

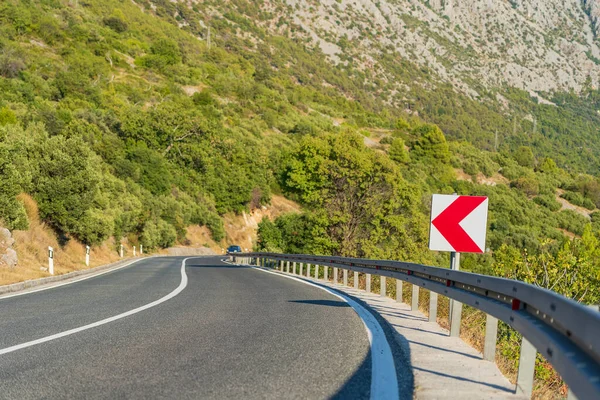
[389,138,409,164]
[514,146,535,168]
[411,124,450,164]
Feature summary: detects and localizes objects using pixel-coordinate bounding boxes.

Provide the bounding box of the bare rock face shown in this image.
[0,227,14,248]
[272,0,600,96]
[0,227,17,268]
[584,0,600,36]
[1,248,18,268]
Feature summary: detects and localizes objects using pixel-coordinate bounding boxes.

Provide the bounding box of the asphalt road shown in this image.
[0,256,375,399]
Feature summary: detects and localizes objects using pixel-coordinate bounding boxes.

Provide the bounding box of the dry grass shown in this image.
[1,194,131,286]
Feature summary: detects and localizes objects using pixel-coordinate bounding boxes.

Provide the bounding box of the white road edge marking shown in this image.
[0,257,191,356]
[231,261,399,400]
[0,258,152,301]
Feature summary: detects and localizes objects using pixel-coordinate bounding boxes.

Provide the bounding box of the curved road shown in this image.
[0,256,387,399]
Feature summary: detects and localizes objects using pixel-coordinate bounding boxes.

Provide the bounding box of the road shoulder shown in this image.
[0,257,145,299]
[266,267,526,400]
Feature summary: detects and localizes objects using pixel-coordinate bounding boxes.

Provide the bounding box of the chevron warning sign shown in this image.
[429,195,489,253]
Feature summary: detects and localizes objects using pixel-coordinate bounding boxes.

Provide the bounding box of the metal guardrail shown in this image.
[230,252,600,399]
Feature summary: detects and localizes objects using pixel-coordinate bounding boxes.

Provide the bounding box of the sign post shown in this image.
[429,194,488,337]
[85,245,90,267]
[48,246,54,275]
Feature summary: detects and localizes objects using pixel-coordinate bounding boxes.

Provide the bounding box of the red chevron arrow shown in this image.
[432,196,487,253]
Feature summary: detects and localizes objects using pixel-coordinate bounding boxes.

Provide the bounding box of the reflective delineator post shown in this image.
[48,246,54,275]
[119,244,123,258]
[85,245,90,267]
[133,246,136,257]
[140,245,143,255]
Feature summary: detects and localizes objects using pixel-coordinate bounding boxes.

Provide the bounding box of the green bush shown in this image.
[74,208,114,245]
[533,195,561,212]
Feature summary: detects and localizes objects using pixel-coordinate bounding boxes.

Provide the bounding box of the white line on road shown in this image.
[246,263,400,400]
[0,258,150,301]
[0,257,191,356]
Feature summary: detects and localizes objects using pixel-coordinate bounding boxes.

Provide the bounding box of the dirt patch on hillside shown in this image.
[555,189,593,220]
[455,169,508,186]
[222,195,302,251]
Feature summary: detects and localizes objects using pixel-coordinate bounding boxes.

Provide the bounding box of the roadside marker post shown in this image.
[48,246,54,275]
[85,246,90,267]
[133,246,136,257]
[140,245,143,255]
[119,244,123,258]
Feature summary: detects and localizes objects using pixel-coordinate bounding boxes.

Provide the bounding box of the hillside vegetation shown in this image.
[0,0,599,396]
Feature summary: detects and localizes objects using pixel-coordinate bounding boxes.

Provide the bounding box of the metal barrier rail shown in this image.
[230,252,600,399]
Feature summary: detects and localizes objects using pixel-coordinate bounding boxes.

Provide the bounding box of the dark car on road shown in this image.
[227,245,242,253]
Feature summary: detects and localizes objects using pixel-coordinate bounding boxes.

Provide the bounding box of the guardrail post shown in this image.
[299,262,303,276]
[286,261,290,273]
[516,337,536,398]
[411,285,419,311]
[307,263,311,278]
[381,276,386,297]
[343,269,348,286]
[354,272,359,289]
[280,260,284,272]
[293,262,297,275]
[429,291,438,323]
[450,301,463,337]
[483,314,498,362]
[366,273,371,292]
[396,279,402,303]
[315,264,319,280]
[333,267,338,284]
[324,265,328,281]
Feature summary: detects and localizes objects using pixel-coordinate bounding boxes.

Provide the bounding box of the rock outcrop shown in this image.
[0,228,18,267]
[266,0,600,96]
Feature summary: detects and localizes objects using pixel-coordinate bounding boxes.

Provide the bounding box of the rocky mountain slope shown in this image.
[270,0,600,97]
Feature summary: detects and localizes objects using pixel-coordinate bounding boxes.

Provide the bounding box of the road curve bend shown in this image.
[0,256,400,399]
